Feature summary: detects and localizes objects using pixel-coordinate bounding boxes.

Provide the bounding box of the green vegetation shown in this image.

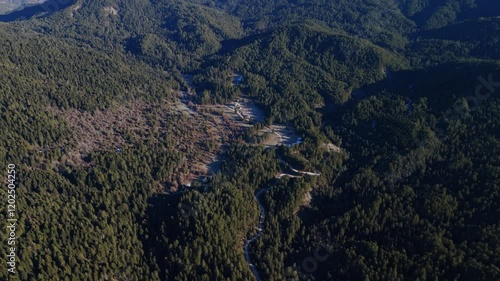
[195,23,408,131]
[0,0,498,280]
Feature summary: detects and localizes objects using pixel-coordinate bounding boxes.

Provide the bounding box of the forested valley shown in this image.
[0,0,498,280]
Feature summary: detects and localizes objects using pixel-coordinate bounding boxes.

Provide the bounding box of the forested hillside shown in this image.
[195,23,408,128]
[0,0,498,280]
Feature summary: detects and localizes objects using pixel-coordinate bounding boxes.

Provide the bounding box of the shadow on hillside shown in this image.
[321,62,500,122]
[141,192,186,280]
[0,0,75,22]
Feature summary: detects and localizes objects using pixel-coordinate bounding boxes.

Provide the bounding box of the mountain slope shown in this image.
[0,0,498,280]
[196,23,408,128]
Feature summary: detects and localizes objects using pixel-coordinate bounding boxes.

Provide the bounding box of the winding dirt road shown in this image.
[244,188,268,281]
[244,165,321,280]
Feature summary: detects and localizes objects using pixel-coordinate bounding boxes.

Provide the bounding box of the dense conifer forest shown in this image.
[0,0,498,280]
